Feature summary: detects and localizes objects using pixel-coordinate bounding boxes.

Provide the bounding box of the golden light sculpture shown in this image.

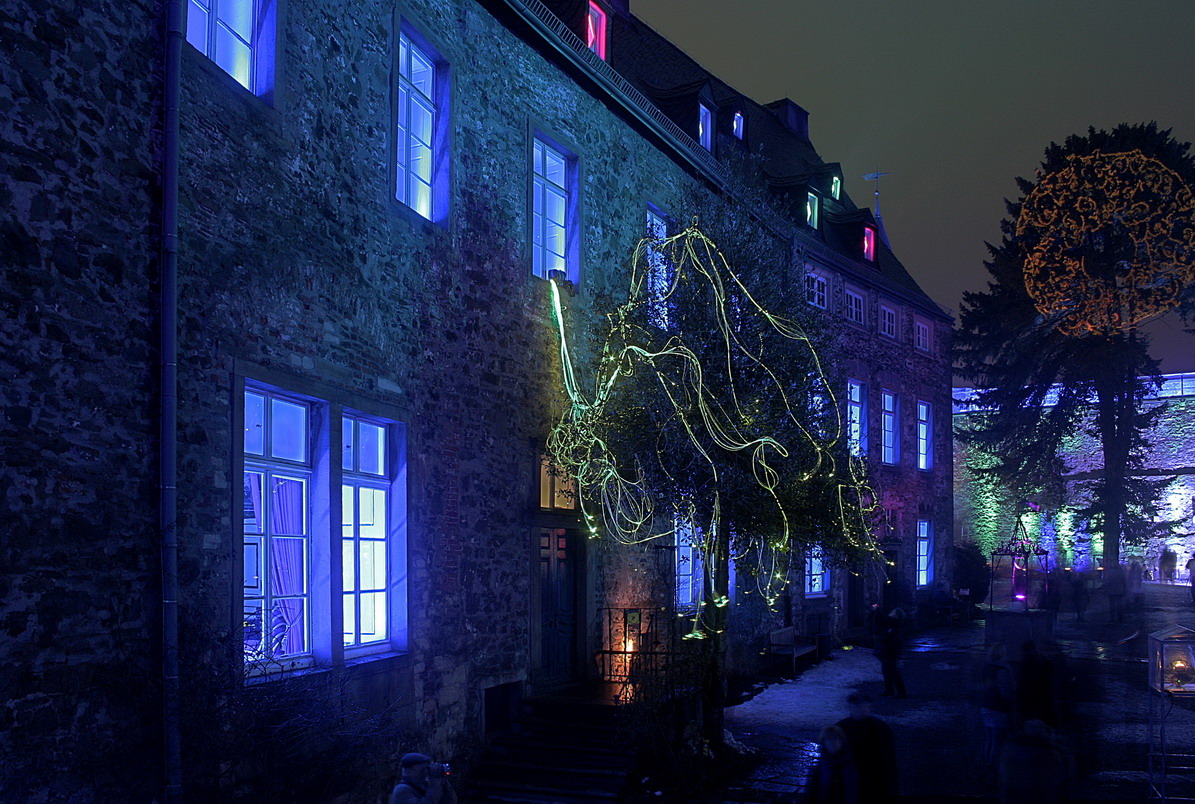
[546,222,883,635]
[1016,150,1195,336]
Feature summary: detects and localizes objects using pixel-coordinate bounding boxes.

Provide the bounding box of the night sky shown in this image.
[633,0,1195,374]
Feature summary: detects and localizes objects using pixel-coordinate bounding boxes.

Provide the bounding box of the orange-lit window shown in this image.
[863,226,876,261]
[586,2,607,60]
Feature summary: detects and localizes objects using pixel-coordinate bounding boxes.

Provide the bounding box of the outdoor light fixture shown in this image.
[1149,625,1195,695]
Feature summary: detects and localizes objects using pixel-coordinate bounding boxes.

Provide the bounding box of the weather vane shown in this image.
[863,169,890,217]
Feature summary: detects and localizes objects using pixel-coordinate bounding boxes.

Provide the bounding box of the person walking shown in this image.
[804,724,860,804]
[1127,560,1144,611]
[979,643,1015,765]
[1070,572,1088,622]
[836,692,898,803]
[874,608,907,698]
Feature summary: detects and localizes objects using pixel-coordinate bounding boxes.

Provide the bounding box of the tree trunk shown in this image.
[700,535,729,752]
[1094,368,1131,568]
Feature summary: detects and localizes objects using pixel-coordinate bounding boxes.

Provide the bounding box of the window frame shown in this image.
[185,0,277,101]
[585,1,608,60]
[881,390,899,466]
[917,400,933,471]
[830,175,841,200]
[847,379,868,457]
[845,287,865,326]
[879,303,898,339]
[863,225,877,262]
[538,454,578,511]
[645,205,671,329]
[916,520,934,588]
[732,110,745,140]
[806,191,820,229]
[805,549,829,597]
[675,518,705,611]
[914,317,932,353]
[805,266,828,309]
[393,22,450,224]
[698,103,713,151]
[530,131,581,283]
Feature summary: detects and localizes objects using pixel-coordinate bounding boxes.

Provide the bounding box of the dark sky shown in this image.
[632,0,1195,374]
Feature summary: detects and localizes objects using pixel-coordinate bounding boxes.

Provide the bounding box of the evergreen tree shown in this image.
[955,123,1195,566]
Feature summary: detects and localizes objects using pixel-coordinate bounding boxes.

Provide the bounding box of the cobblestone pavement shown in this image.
[714,582,1195,803]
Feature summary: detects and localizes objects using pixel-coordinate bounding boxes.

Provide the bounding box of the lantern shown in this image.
[1149,625,1195,695]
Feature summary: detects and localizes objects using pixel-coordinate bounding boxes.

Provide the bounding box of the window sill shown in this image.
[244,650,409,685]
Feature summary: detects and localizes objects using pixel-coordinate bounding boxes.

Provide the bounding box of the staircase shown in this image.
[464,683,638,803]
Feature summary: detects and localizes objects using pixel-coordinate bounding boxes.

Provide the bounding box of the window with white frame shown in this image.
[916,520,934,587]
[806,192,820,229]
[698,103,713,151]
[845,288,865,325]
[847,380,867,456]
[917,400,933,470]
[881,390,899,465]
[879,304,898,338]
[539,454,577,510]
[732,111,745,140]
[585,1,607,60]
[915,318,932,352]
[395,29,447,221]
[242,383,408,671]
[532,137,574,280]
[646,206,670,328]
[863,226,876,261]
[805,268,828,309]
[805,550,829,596]
[187,0,275,97]
[675,519,704,610]
[831,175,841,200]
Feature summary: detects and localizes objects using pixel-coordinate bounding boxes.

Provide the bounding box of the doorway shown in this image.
[536,527,579,685]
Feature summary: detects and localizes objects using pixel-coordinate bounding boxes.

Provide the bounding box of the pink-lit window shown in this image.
[586,2,607,60]
[863,226,876,261]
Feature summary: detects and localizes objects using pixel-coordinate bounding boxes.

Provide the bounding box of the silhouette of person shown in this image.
[1015,640,1057,728]
[1187,553,1195,604]
[836,692,898,803]
[1127,560,1144,611]
[805,724,860,804]
[873,608,907,698]
[998,719,1073,804]
[1161,549,1177,584]
[389,753,457,804]
[1069,572,1088,621]
[979,643,1015,764]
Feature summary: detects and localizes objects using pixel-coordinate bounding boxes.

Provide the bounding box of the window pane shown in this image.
[270,476,306,534]
[409,46,433,98]
[186,1,210,53]
[343,594,356,645]
[409,137,431,182]
[214,24,252,90]
[553,474,575,510]
[270,537,306,596]
[545,188,565,227]
[217,0,253,41]
[343,538,355,592]
[359,487,387,539]
[270,398,307,462]
[271,598,306,656]
[359,422,385,475]
[544,148,565,187]
[533,141,543,176]
[341,484,354,534]
[409,99,433,147]
[399,34,409,79]
[360,592,386,642]
[539,456,552,509]
[243,471,263,533]
[243,537,262,591]
[243,599,263,658]
[342,418,354,470]
[360,540,387,590]
[244,392,265,454]
[410,177,431,219]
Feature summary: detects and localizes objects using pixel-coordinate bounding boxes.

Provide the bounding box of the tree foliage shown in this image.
[955,123,1195,565]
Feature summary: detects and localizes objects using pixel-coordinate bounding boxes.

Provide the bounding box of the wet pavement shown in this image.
[713,582,1195,802]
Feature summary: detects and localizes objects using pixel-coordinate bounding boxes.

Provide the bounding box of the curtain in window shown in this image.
[269,477,305,655]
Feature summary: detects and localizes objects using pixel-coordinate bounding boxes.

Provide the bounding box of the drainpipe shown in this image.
[161,0,184,800]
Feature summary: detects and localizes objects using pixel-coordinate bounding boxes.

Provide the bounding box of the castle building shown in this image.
[1,0,951,798]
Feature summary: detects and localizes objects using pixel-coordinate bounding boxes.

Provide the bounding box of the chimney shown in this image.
[764,98,809,139]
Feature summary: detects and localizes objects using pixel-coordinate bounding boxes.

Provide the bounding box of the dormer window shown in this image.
[698,103,713,150]
[831,176,841,200]
[732,111,745,140]
[863,226,876,261]
[586,2,607,60]
[806,192,819,229]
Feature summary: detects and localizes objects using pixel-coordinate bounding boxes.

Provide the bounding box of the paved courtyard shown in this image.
[714,582,1195,802]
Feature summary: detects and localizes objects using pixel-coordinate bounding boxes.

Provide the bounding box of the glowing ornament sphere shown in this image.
[1016,150,1195,336]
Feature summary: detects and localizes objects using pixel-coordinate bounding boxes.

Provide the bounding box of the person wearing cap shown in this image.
[389,752,458,804]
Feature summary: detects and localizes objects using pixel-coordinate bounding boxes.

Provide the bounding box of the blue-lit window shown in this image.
[732,111,745,140]
[881,391,899,465]
[646,207,670,328]
[805,550,829,596]
[675,519,704,610]
[831,175,841,200]
[396,30,447,221]
[698,104,713,151]
[847,380,867,457]
[186,0,275,98]
[807,192,820,229]
[917,400,933,471]
[243,388,311,666]
[917,520,934,587]
[532,138,576,279]
[243,383,408,674]
[806,268,827,309]
[845,287,864,325]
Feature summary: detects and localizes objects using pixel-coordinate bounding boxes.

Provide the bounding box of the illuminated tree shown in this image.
[955,123,1195,567]
[548,221,880,747]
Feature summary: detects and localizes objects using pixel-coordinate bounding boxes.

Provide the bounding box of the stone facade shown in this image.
[1,0,951,800]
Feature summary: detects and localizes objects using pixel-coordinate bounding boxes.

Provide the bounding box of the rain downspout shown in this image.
[161,0,184,799]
